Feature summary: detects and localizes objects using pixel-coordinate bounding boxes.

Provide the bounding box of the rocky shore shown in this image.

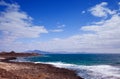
[0,51,83,79]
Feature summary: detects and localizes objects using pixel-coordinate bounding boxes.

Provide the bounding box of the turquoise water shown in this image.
[22,54,120,79]
[25,54,120,65]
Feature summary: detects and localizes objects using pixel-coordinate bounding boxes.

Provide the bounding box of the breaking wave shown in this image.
[35,62,120,79]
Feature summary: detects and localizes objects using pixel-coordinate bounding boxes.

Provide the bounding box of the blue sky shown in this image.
[0,0,120,53]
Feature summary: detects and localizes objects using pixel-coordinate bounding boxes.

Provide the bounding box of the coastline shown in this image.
[0,52,83,79]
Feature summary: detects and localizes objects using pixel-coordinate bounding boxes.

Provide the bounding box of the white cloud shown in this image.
[0,1,48,51]
[0,1,48,39]
[49,23,65,33]
[37,14,120,53]
[89,2,116,17]
[35,2,120,53]
[50,29,64,32]
[1,1,120,53]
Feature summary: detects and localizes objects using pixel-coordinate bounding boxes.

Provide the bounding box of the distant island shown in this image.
[0,51,83,79]
[26,50,51,54]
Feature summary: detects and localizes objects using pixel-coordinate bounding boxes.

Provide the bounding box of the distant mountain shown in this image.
[26,50,86,54]
[26,50,51,54]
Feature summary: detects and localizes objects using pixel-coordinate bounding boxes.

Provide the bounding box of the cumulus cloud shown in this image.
[38,14,120,53]
[35,2,120,53]
[0,1,48,51]
[1,1,120,53]
[0,2,48,37]
[89,2,116,17]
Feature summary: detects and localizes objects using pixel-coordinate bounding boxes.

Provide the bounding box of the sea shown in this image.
[16,54,120,79]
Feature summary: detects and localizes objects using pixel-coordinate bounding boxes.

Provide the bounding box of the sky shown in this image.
[0,0,120,53]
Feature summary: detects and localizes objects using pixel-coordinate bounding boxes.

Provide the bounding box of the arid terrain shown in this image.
[0,51,83,79]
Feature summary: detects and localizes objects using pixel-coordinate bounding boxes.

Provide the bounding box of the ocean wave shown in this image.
[35,61,120,79]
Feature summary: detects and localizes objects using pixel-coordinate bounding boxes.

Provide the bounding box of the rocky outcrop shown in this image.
[0,51,83,79]
[0,51,40,58]
[0,62,83,79]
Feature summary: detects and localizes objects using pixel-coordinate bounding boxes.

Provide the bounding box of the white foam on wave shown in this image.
[35,62,120,79]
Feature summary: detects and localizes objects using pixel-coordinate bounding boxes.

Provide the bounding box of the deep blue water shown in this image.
[25,54,120,65]
[20,54,120,79]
